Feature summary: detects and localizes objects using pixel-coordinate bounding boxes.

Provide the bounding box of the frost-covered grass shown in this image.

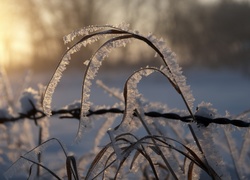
[1,24,250,179]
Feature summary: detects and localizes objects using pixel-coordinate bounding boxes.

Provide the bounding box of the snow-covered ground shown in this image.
[1,67,250,179]
[45,67,250,115]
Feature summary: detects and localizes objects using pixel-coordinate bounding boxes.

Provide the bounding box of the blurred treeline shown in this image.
[3,0,250,73]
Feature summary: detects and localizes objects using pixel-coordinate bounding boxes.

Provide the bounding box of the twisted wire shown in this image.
[0,107,249,128]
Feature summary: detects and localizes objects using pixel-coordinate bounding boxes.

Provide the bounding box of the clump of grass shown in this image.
[3,23,250,179]
[41,23,218,179]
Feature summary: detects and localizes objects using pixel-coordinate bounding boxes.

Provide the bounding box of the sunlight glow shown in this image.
[0,1,32,68]
[0,28,32,67]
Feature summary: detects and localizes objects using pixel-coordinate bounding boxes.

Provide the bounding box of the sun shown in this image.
[0,22,32,68]
[0,2,32,68]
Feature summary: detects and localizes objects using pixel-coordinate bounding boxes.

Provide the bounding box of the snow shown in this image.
[195,101,217,118]
[0,109,11,119]
[1,67,250,179]
[19,88,40,114]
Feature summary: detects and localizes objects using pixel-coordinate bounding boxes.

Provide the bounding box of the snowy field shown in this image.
[1,67,250,179]
[35,67,250,115]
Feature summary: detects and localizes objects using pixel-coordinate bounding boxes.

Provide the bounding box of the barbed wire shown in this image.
[0,106,249,128]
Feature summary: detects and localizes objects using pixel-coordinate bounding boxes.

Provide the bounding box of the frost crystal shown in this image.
[76,37,132,140]
[149,35,195,112]
[43,23,131,117]
[93,109,120,153]
[191,123,229,179]
[114,22,130,31]
[63,100,81,110]
[43,54,71,116]
[96,80,124,101]
[119,68,155,131]
[83,59,90,66]
[63,23,130,44]
[63,25,102,44]
[45,23,195,145]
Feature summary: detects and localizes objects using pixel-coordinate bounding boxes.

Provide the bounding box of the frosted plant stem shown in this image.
[107,128,122,164]
[31,113,42,177]
[188,124,221,179]
[20,156,61,180]
[188,124,203,154]
[223,129,241,180]
[96,80,124,102]
[134,109,178,180]
[239,129,250,165]
[37,126,42,177]
[184,99,221,178]
[93,114,118,153]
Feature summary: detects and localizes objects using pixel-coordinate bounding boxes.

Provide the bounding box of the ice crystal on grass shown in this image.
[63,25,104,44]
[191,101,229,179]
[153,38,195,112]
[63,23,130,44]
[192,123,229,179]
[86,145,115,179]
[184,143,202,179]
[44,23,195,144]
[120,67,189,132]
[76,38,132,141]
[43,23,131,118]
[43,54,71,116]
[120,73,144,131]
[5,23,250,179]
[96,80,124,101]
[93,105,122,153]
[83,59,90,66]
[63,100,81,110]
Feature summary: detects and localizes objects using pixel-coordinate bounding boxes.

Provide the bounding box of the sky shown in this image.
[0,1,32,67]
[0,0,167,69]
[0,0,249,72]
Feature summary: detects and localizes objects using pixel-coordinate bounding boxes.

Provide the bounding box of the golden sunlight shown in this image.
[0,27,32,67]
[0,1,32,68]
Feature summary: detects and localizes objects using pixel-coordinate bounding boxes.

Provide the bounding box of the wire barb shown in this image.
[1,107,249,128]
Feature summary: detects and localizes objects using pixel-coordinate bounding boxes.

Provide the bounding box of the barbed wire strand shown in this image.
[0,107,249,128]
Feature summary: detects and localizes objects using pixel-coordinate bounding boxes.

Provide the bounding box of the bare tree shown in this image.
[2,0,250,73]
[160,0,250,73]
